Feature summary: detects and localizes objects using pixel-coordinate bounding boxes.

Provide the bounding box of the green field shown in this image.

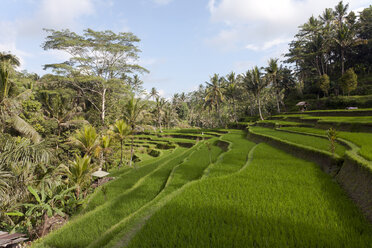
[127,144,372,248]
[279,126,372,161]
[249,126,346,156]
[33,124,372,248]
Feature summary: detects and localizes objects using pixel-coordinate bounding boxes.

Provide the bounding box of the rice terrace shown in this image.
[1,1,372,247]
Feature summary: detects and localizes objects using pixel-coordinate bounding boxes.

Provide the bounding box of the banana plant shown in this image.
[23,186,73,237]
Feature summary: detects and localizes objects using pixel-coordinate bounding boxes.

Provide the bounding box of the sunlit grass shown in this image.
[280,126,372,161]
[251,126,346,156]
[127,144,372,248]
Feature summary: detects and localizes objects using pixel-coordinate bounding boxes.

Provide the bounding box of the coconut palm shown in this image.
[205,74,225,125]
[265,58,282,113]
[62,155,94,199]
[111,120,131,167]
[225,72,240,122]
[94,134,113,170]
[70,125,99,156]
[242,67,268,120]
[0,57,41,143]
[154,96,167,131]
[149,87,159,101]
[39,89,88,139]
[123,96,146,167]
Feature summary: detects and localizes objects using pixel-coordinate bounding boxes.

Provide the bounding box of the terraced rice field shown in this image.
[34,114,372,248]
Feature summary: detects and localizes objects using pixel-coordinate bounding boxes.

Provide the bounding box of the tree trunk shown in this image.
[129,135,134,168]
[232,98,237,123]
[257,95,263,120]
[216,103,221,126]
[119,139,123,168]
[101,88,107,124]
[274,76,280,113]
[276,88,281,113]
[341,48,345,75]
[99,150,105,170]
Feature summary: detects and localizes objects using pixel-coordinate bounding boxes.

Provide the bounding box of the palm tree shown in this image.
[123,96,146,167]
[242,67,268,120]
[155,96,166,131]
[111,120,131,168]
[0,52,20,67]
[62,155,93,199]
[70,125,99,156]
[333,1,350,75]
[0,137,50,213]
[163,103,177,129]
[149,87,159,101]
[265,58,282,113]
[0,56,41,143]
[39,89,88,148]
[205,74,224,125]
[225,72,239,122]
[95,134,113,170]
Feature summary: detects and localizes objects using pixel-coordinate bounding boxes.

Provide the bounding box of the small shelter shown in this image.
[91,169,109,178]
[296,101,309,112]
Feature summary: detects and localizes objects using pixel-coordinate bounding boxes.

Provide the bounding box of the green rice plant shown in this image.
[34,146,196,248]
[126,144,372,248]
[89,133,249,248]
[208,130,255,177]
[280,126,372,161]
[33,139,223,248]
[82,148,184,213]
[250,126,346,156]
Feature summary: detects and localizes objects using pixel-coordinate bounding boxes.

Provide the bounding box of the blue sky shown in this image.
[1,0,370,97]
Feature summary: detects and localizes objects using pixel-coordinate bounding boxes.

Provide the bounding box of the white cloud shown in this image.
[233,60,254,73]
[153,0,173,5]
[19,0,95,37]
[246,38,292,51]
[207,0,370,51]
[0,0,95,70]
[205,29,240,51]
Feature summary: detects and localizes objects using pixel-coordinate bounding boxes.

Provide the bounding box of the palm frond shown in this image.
[11,115,42,143]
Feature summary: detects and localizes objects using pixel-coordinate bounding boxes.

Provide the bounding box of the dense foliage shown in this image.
[0,1,371,242]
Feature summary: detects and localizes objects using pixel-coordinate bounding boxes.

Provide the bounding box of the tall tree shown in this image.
[123,96,146,167]
[242,67,268,120]
[42,29,148,124]
[205,74,224,125]
[265,58,282,113]
[111,120,130,168]
[225,72,239,122]
[154,96,166,131]
[0,54,41,143]
[149,87,159,101]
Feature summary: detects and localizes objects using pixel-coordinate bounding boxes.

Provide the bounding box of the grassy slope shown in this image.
[35,145,194,248]
[250,126,346,156]
[127,143,372,248]
[99,130,255,248]
[280,126,372,161]
[34,139,224,248]
[82,148,181,213]
[275,114,372,124]
[207,130,256,177]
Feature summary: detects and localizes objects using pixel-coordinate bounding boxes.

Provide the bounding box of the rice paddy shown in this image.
[33,111,372,248]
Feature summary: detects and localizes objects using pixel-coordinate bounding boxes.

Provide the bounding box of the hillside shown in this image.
[33,110,372,248]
